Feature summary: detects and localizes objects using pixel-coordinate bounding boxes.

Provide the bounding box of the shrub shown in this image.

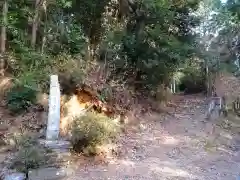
[13,133,39,149]
[6,85,37,114]
[70,112,119,156]
[10,134,51,174]
[156,84,172,103]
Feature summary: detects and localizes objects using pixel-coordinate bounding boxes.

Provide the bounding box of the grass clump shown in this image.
[70,112,120,156]
[9,134,51,174]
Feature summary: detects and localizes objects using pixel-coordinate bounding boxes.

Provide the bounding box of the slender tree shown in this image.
[0,0,8,76]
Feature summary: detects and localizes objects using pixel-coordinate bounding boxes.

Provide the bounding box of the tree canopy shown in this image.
[0,0,239,97]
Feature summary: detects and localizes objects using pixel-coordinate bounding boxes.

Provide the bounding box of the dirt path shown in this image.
[64,94,240,180]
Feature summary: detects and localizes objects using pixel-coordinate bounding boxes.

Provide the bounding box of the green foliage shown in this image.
[179,65,206,93]
[6,84,37,114]
[52,53,87,78]
[7,46,52,92]
[226,0,240,21]
[46,6,87,55]
[198,0,239,76]
[10,134,51,174]
[98,0,202,91]
[14,133,39,149]
[71,0,110,46]
[70,112,119,156]
[5,0,235,100]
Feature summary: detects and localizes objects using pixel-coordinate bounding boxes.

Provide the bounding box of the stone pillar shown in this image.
[46,75,61,140]
[170,78,176,94]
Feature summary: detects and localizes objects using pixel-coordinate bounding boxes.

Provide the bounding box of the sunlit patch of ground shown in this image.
[0,76,12,97]
[62,95,240,180]
[60,95,86,136]
[59,87,121,136]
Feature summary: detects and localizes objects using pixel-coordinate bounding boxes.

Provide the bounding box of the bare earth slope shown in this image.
[66,94,240,180]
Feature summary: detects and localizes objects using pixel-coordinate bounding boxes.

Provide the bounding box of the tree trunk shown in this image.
[0,0,8,76]
[41,0,47,54]
[31,0,42,48]
[204,59,212,97]
[1,0,7,53]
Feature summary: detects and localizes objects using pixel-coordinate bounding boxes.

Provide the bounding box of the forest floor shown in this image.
[1,94,240,179]
[65,94,240,180]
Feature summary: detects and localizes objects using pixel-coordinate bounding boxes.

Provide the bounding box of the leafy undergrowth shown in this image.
[70,112,120,156]
[6,85,37,114]
[8,134,55,174]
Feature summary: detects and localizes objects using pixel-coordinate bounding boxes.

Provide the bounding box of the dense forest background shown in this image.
[0,0,239,112]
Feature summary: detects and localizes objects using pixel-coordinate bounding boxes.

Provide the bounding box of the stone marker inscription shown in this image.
[46,75,61,140]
